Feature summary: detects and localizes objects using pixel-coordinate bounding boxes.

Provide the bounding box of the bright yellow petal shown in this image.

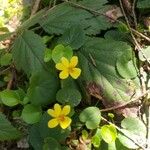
[70,56,78,67]
[48,118,59,128]
[59,70,69,79]
[70,68,81,79]
[59,117,72,129]
[53,103,61,117]
[55,63,65,70]
[61,57,69,67]
[47,109,57,117]
[61,105,71,116]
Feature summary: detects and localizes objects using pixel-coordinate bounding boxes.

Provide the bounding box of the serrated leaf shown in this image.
[58,25,85,49]
[0,89,21,106]
[12,30,46,75]
[27,70,59,106]
[19,8,47,30]
[56,88,81,106]
[79,106,101,129]
[21,104,42,124]
[0,112,21,140]
[104,30,130,42]
[101,125,117,144]
[39,2,114,35]
[77,38,139,108]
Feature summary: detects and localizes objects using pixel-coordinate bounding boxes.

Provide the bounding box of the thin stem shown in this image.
[131,28,150,42]
[30,0,41,17]
[100,89,150,112]
[119,0,150,64]
[132,0,138,28]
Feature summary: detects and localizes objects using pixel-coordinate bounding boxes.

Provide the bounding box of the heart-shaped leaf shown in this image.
[21,104,42,124]
[56,88,81,106]
[79,106,101,129]
[100,125,117,144]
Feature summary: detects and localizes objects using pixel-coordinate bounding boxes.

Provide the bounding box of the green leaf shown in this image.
[52,44,73,63]
[43,137,61,150]
[121,117,146,136]
[27,70,59,106]
[39,2,114,35]
[0,112,21,140]
[29,124,44,150]
[12,30,46,75]
[19,8,47,30]
[139,46,150,61]
[42,35,53,44]
[137,0,150,9]
[82,130,89,140]
[21,104,42,124]
[104,30,130,42]
[0,53,12,66]
[58,25,85,49]
[79,106,101,129]
[56,88,81,106]
[44,48,52,62]
[115,139,130,150]
[118,117,146,149]
[92,128,102,148]
[116,53,138,79]
[108,141,116,150]
[118,132,138,149]
[77,38,139,108]
[101,125,117,144]
[0,89,21,106]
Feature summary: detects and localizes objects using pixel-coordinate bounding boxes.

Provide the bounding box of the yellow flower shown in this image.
[55,56,81,79]
[47,103,72,129]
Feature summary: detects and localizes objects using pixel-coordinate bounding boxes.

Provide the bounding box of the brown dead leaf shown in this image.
[105,6,123,22]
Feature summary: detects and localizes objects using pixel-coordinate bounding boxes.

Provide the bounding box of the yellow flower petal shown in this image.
[59,70,69,79]
[59,117,72,129]
[70,56,78,68]
[47,109,58,117]
[53,103,61,117]
[55,63,65,70]
[48,118,59,128]
[61,57,69,67]
[61,105,71,116]
[70,68,81,79]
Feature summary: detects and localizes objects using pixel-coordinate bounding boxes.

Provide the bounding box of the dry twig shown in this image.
[100,89,150,112]
[31,0,41,17]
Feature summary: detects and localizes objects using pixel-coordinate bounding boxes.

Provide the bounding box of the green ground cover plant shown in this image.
[0,0,150,149]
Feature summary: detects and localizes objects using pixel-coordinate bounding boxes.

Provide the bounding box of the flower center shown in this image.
[58,115,65,122]
[68,67,74,73]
